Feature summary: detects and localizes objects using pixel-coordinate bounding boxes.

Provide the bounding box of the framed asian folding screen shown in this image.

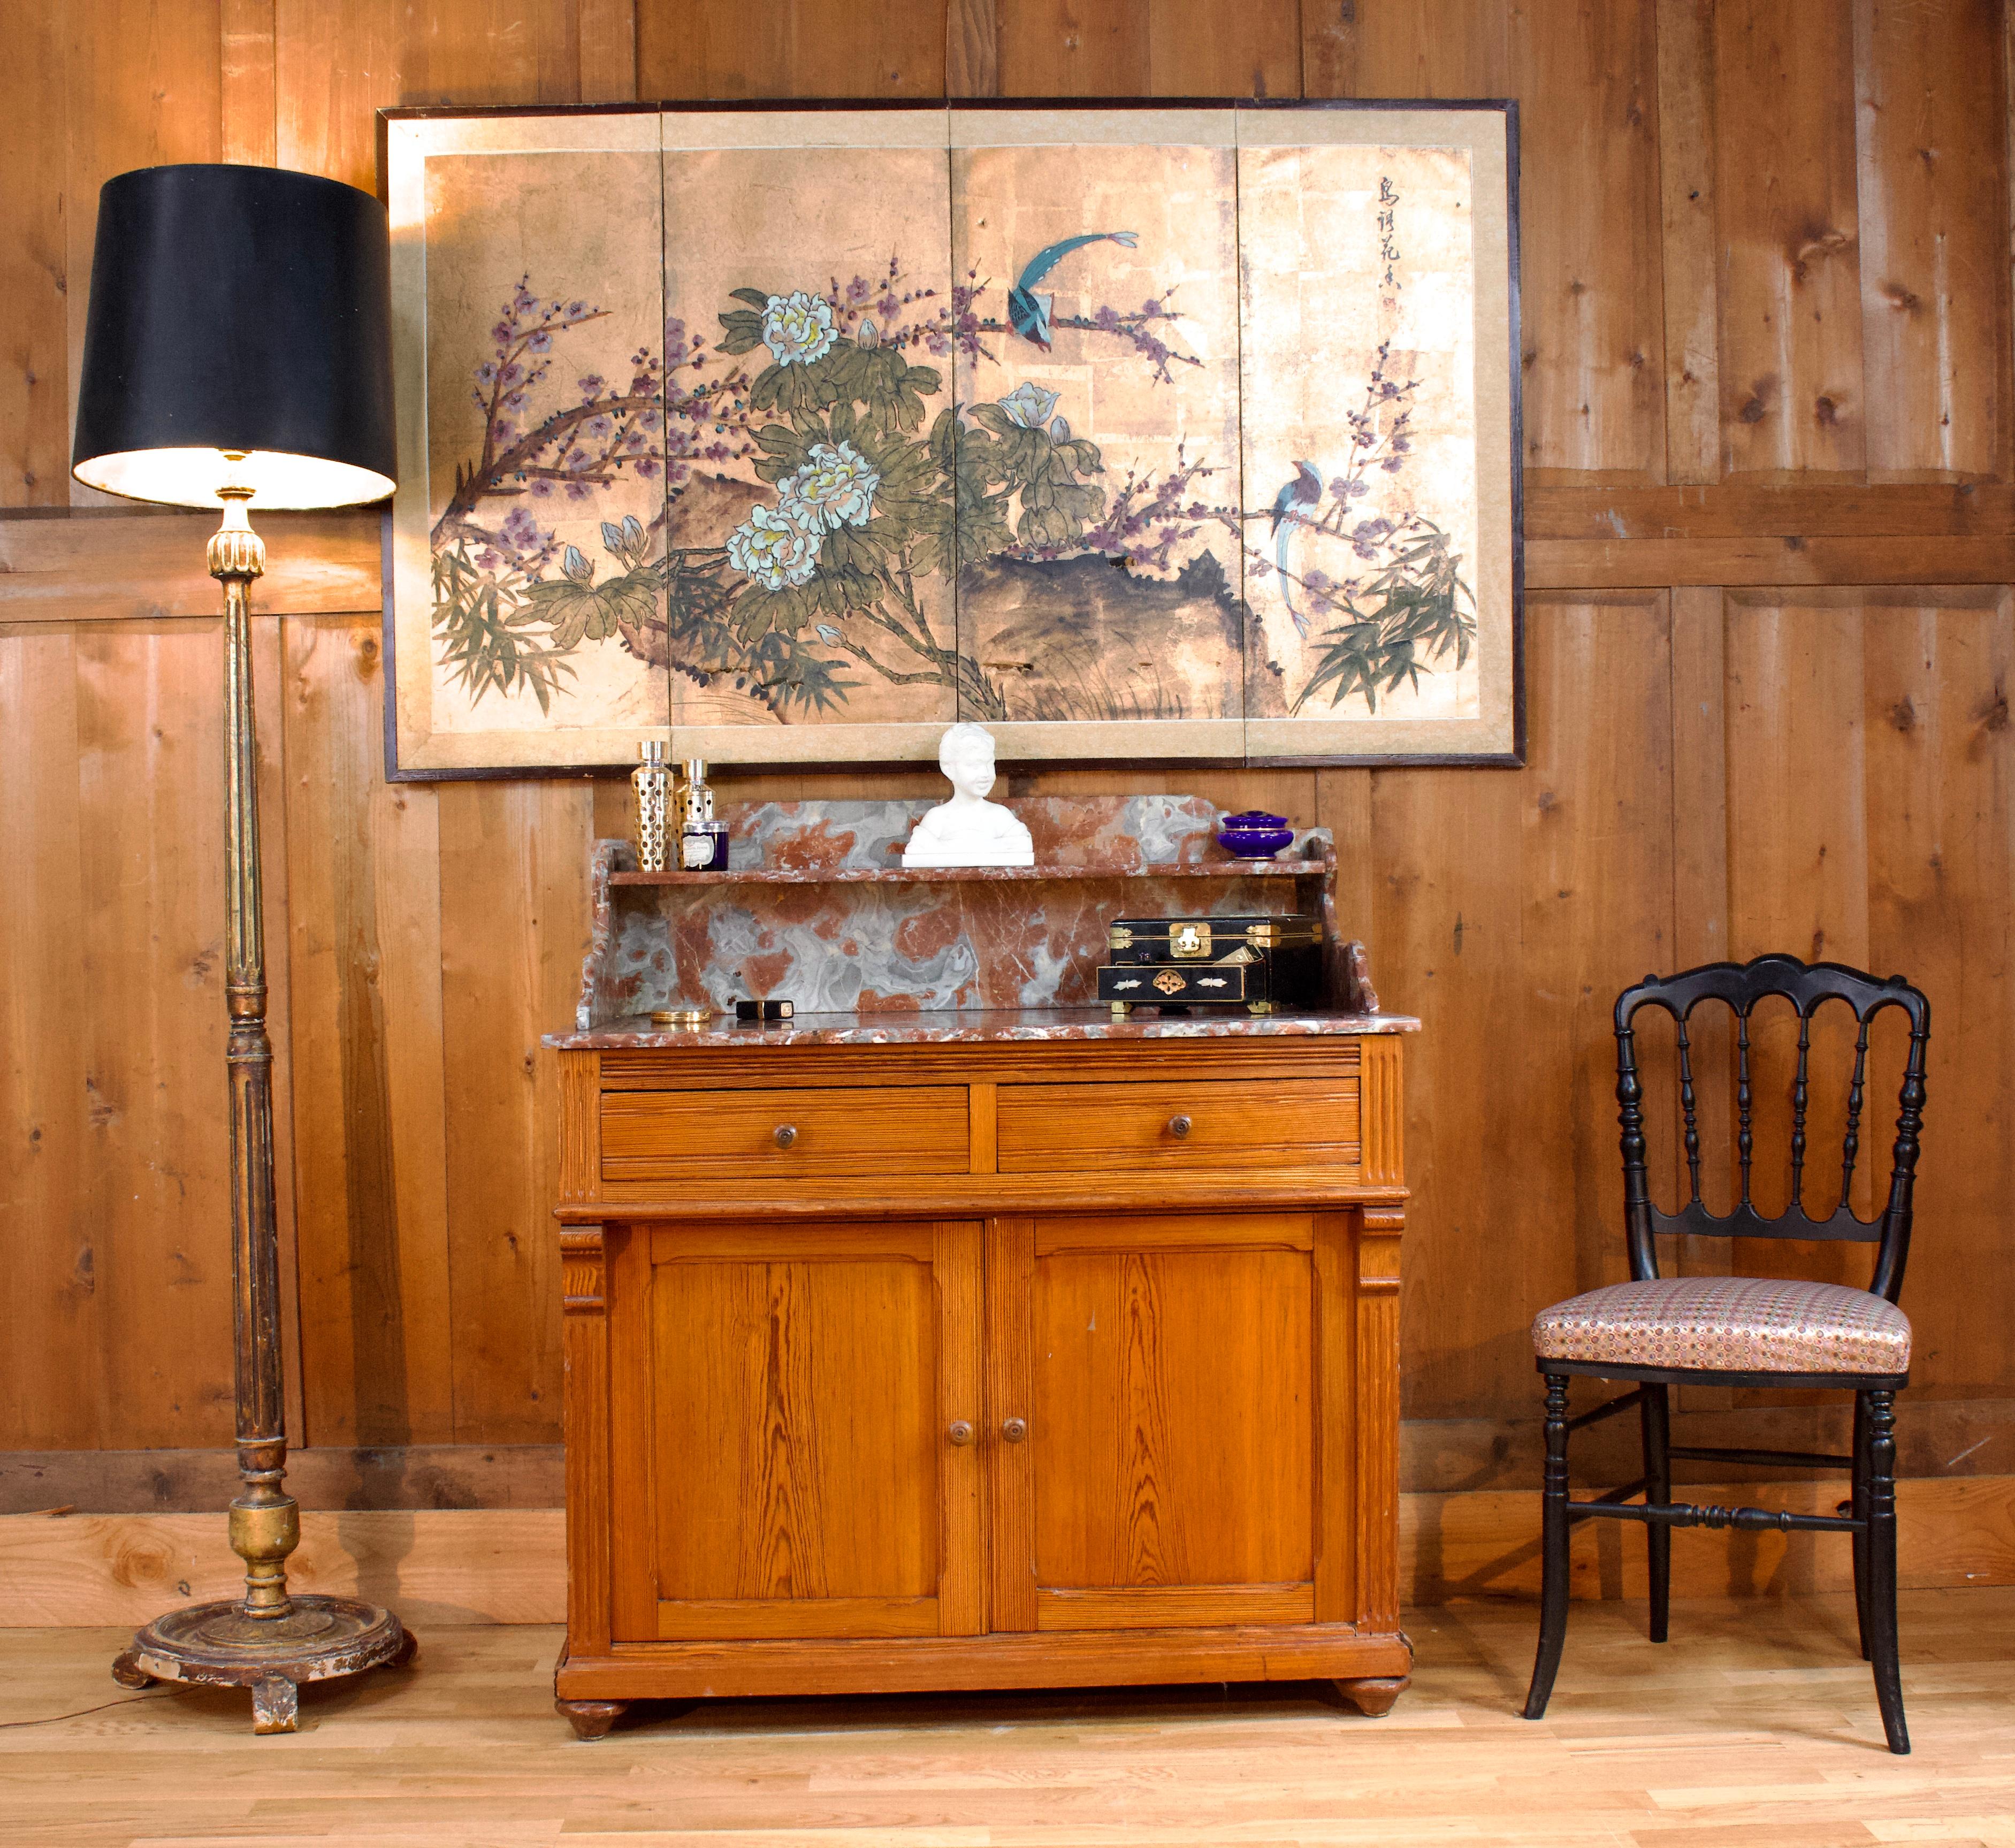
[383,102,1521,776]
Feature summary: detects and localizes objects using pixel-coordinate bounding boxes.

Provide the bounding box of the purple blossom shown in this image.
[577,374,605,396]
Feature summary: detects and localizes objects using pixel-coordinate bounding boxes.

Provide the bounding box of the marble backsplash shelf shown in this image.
[608,859,1322,887]
[575,795,1379,1029]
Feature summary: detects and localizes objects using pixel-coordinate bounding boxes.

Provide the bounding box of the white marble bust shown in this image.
[902,723,1035,868]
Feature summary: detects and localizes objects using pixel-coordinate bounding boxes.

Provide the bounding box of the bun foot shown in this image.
[251,1674,299,1734]
[1332,1675,1409,1717]
[559,1697,628,1740]
[111,1648,152,1690]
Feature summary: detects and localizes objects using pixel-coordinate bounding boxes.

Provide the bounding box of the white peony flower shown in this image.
[780,440,881,533]
[727,502,821,590]
[998,380,1062,430]
[760,291,837,367]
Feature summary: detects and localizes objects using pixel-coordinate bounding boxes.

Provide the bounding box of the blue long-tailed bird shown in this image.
[1270,461,1323,635]
[1007,231,1139,349]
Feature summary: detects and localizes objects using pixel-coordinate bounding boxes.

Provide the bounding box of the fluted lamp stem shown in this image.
[215,490,297,1621]
[109,492,415,1732]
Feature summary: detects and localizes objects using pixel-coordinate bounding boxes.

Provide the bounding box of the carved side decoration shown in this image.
[560,1227,606,1314]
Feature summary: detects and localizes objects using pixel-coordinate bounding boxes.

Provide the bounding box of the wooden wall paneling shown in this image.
[577,0,637,102]
[947,0,999,97]
[63,0,225,509]
[254,602,307,1448]
[437,778,594,1444]
[1858,588,2015,1399]
[639,0,947,101]
[74,623,239,1448]
[1655,0,1721,486]
[1370,705,1527,1421]
[0,0,71,507]
[275,0,586,194]
[1519,593,1679,1310]
[221,0,278,166]
[0,513,384,627]
[1346,0,1509,97]
[0,629,97,1448]
[1852,0,2012,484]
[1722,590,1874,1293]
[1712,0,1867,478]
[1667,584,1737,1283]
[281,614,455,1448]
[1512,0,1667,483]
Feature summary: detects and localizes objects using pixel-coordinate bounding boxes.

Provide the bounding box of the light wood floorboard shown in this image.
[2,1591,2013,1846]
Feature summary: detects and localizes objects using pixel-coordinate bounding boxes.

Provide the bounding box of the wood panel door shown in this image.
[987,1213,1352,1633]
[610,1219,984,1643]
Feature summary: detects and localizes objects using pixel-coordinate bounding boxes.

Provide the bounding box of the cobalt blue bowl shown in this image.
[1217,811,1295,857]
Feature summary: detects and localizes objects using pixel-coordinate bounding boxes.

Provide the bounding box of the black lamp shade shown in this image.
[72,164,396,509]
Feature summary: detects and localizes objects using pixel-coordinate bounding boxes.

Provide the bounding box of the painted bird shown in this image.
[1269,461,1323,635]
[1007,231,1140,349]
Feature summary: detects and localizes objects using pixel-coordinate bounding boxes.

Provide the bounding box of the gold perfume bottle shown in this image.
[631,739,670,872]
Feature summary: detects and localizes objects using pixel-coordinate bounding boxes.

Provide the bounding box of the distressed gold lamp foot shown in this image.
[113,1601,416,1734]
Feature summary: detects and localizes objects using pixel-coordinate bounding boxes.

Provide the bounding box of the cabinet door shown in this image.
[611,1220,984,1643]
[988,1213,1352,1632]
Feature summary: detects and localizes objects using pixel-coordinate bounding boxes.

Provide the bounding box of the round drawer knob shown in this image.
[1167,1114,1192,1139]
[948,1420,974,1447]
[1001,1416,1028,1444]
[773,1124,798,1149]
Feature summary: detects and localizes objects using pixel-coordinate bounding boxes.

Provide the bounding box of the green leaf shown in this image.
[728,288,772,310]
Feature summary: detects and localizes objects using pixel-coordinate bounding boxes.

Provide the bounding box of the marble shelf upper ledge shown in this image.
[607,859,1325,887]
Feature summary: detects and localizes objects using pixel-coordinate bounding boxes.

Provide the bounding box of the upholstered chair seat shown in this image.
[1532,1276,1911,1377]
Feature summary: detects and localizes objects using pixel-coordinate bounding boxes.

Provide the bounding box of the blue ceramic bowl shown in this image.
[1217,811,1295,857]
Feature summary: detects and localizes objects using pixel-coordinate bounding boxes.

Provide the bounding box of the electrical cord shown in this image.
[0,1687,186,1728]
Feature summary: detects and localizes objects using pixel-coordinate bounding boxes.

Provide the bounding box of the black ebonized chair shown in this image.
[1522,954,1929,1755]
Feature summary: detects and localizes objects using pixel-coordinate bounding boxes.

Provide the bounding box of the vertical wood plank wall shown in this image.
[3,0,2012,1482]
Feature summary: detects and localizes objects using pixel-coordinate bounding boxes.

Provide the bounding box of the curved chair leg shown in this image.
[1523,1371,1572,1720]
[1864,1390,1909,1754]
[1640,1381,1672,1644]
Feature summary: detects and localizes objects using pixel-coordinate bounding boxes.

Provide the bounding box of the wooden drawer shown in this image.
[601,1086,970,1182]
[995,1079,1359,1173]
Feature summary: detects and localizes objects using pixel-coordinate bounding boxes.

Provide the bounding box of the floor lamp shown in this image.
[72,163,414,1735]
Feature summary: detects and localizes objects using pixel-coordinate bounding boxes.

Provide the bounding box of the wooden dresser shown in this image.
[546,800,1416,1736]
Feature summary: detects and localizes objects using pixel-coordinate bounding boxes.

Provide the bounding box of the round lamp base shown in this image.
[112,1595,416,1733]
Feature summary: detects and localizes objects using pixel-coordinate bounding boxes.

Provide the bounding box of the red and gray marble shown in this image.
[551,1004,1415,1051]
[573,795,1378,1030]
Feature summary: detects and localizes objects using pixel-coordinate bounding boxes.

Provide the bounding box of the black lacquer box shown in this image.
[1098,914,1324,1016]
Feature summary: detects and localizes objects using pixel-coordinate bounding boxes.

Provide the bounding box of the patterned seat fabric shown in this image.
[1532,1276,1911,1375]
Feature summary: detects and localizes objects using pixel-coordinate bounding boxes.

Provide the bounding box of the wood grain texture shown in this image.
[642,0,946,100]
[997,1079,1360,1173]
[1852,0,2011,483]
[8,1473,2015,1627]
[1026,1234,1317,1597]
[281,614,455,1448]
[437,778,591,1444]
[3,0,2015,1507]
[984,1218,1038,1631]
[1514,0,1665,482]
[0,0,70,507]
[1714,0,1867,478]
[1655,0,1721,485]
[17,1595,2015,1842]
[560,1224,610,1653]
[643,1220,984,1641]
[602,1085,972,1182]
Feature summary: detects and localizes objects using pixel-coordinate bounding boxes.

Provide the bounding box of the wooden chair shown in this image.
[1521,954,1929,1755]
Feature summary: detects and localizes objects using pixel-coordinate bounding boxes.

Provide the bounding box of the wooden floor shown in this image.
[4,1591,2013,1846]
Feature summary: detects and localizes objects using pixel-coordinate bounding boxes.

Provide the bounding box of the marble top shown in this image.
[547,1005,1418,1051]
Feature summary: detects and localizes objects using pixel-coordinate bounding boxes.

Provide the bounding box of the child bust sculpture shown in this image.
[902,723,1035,868]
